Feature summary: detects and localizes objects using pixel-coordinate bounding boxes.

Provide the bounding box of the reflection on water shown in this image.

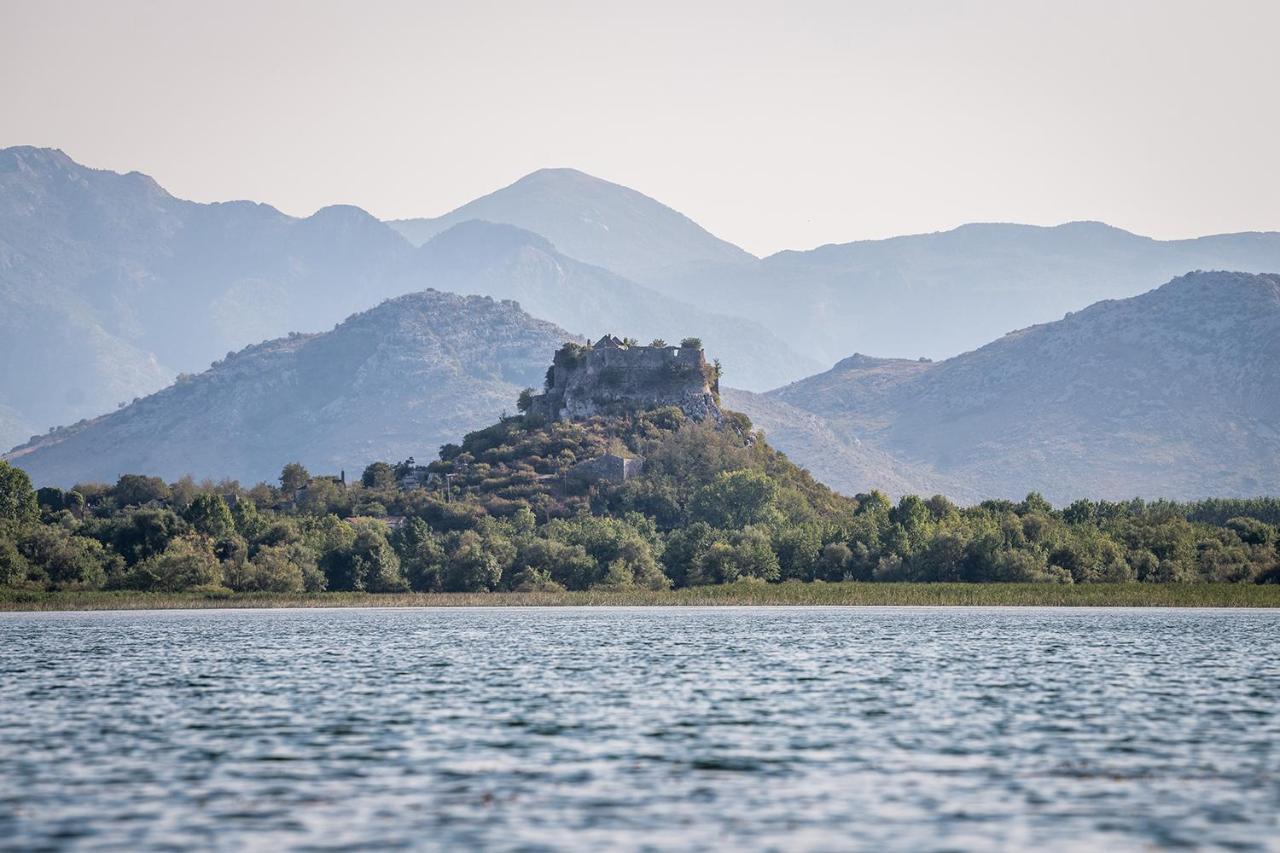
[1,607,1277,850]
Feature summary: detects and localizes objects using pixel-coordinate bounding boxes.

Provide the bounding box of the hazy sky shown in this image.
[4,0,1278,255]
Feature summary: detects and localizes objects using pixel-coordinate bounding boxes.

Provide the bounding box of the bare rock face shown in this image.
[529,336,722,423]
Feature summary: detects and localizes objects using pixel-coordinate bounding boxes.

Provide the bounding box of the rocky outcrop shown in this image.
[529,336,722,422]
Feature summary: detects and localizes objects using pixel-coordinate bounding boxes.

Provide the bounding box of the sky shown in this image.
[3,0,1278,256]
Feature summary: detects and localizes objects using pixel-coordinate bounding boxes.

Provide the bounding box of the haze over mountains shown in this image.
[3,145,1279,503]
[6,292,570,485]
[388,167,755,281]
[0,147,807,450]
[387,160,1280,368]
[739,271,1280,503]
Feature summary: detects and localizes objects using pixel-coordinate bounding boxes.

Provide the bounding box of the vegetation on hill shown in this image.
[2,396,1279,598]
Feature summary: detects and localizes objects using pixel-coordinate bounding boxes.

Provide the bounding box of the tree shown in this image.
[298,478,340,512]
[236,543,320,593]
[112,474,171,507]
[817,542,853,581]
[0,535,30,587]
[107,508,184,565]
[361,462,396,490]
[391,518,447,592]
[280,462,310,495]
[185,494,235,538]
[679,337,703,350]
[649,339,667,348]
[690,470,779,530]
[36,487,65,513]
[124,536,222,591]
[516,387,536,413]
[444,530,502,592]
[0,462,37,524]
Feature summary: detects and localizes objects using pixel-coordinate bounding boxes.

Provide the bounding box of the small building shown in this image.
[398,466,436,491]
[568,453,644,485]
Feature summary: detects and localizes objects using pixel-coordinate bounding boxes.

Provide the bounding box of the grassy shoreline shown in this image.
[2,582,1279,611]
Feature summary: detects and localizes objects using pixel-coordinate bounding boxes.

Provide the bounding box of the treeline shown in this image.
[1,407,1278,594]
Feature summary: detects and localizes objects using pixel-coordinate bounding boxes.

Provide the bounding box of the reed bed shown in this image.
[3,582,1279,611]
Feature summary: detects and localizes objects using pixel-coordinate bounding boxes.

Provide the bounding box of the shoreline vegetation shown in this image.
[4,582,1279,611]
[4,366,1280,603]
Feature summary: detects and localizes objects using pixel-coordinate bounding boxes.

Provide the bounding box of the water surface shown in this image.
[1,607,1277,850]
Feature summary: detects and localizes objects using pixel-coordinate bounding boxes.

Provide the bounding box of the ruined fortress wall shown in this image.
[531,340,720,422]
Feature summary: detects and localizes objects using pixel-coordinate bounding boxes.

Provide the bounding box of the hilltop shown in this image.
[758,271,1280,502]
[406,221,818,390]
[0,149,812,447]
[651,221,1280,365]
[4,292,572,485]
[387,167,755,280]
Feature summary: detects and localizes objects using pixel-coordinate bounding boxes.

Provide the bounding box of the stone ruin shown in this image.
[526,335,722,423]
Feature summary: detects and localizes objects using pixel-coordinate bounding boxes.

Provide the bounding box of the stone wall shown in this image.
[529,336,722,422]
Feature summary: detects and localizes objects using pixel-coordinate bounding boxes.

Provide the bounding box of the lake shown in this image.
[1,607,1277,850]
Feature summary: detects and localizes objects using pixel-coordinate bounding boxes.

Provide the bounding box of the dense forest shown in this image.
[2,406,1279,596]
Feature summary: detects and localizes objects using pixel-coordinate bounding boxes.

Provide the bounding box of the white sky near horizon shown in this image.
[3,0,1278,256]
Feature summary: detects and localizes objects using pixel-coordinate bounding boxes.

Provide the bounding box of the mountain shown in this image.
[720,388,976,502]
[4,291,573,486]
[0,146,416,443]
[387,167,756,280]
[650,222,1280,366]
[766,271,1280,503]
[3,150,809,445]
[407,221,818,390]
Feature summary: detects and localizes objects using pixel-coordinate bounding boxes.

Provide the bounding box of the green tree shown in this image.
[690,470,779,530]
[516,388,536,413]
[445,530,502,592]
[123,536,222,591]
[0,462,38,524]
[235,543,322,593]
[361,462,396,490]
[185,493,235,538]
[280,462,310,495]
[112,474,171,507]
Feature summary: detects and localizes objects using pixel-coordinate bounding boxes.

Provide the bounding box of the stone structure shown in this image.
[528,336,722,422]
[568,453,645,485]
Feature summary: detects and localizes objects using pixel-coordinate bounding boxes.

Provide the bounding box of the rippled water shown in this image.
[1,607,1278,851]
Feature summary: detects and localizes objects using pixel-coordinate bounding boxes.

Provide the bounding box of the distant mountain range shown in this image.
[392,163,1280,369]
[4,146,1279,503]
[5,291,571,485]
[735,271,1280,503]
[405,220,818,390]
[0,148,810,450]
[629,222,1280,367]
[387,167,755,281]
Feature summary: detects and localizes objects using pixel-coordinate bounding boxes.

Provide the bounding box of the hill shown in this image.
[0,146,415,443]
[720,388,977,502]
[652,222,1280,366]
[767,271,1280,502]
[1,149,807,443]
[387,167,756,280]
[407,221,817,390]
[4,292,573,486]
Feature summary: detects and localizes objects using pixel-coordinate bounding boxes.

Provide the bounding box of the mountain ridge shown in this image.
[756,271,1280,502]
[4,291,576,486]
